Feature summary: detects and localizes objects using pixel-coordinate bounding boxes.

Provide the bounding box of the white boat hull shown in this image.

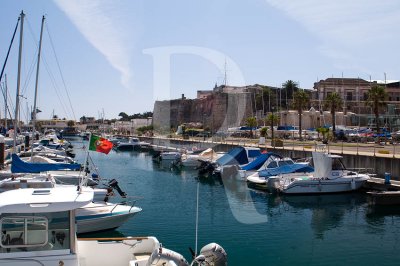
[76,202,141,234]
[281,176,368,194]
[160,152,181,162]
[0,254,79,266]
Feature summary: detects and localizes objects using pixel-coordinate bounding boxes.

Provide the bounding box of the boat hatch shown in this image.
[32,189,51,195]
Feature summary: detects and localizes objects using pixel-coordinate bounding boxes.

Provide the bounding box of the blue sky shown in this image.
[1,0,399,121]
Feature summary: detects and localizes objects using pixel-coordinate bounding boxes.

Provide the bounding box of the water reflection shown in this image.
[366,204,400,227]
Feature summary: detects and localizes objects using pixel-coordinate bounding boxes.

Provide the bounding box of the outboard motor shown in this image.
[152,151,161,162]
[195,243,227,266]
[197,161,216,177]
[267,176,281,193]
[108,178,127,198]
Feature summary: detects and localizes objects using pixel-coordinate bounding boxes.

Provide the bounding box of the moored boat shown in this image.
[0,186,227,265]
[268,149,370,194]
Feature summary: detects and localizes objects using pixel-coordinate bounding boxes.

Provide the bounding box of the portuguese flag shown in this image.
[89,134,113,154]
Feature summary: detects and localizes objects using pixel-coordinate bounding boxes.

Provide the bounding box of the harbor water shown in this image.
[74,141,400,266]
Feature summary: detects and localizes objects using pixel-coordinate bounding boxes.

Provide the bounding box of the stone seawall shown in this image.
[140,137,400,179]
[152,92,254,132]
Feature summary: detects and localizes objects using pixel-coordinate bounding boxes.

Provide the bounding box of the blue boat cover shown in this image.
[11,154,81,173]
[241,152,282,171]
[217,147,249,166]
[247,149,261,158]
[258,163,314,177]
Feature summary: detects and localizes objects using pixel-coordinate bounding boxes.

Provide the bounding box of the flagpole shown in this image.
[80,132,91,188]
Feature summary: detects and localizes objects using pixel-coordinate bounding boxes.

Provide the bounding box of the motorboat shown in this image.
[29,145,75,158]
[161,151,181,159]
[0,175,138,233]
[246,157,314,190]
[181,148,223,168]
[108,136,129,146]
[115,137,149,151]
[198,146,262,177]
[267,148,370,194]
[0,186,227,265]
[76,201,142,234]
[0,154,138,234]
[238,152,284,179]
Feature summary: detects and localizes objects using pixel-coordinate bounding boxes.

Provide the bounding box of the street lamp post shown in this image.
[271,106,275,141]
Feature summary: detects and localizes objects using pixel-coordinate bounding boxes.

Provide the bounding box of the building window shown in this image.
[346,91,353,101]
[363,93,368,101]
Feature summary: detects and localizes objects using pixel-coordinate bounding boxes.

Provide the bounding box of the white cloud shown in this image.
[265,0,400,73]
[54,0,134,88]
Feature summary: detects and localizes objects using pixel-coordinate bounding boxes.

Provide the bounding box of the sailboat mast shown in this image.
[13,10,25,152]
[32,15,45,136]
[4,74,7,129]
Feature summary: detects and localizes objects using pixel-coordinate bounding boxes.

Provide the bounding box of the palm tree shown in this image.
[292,90,310,140]
[265,112,280,140]
[365,85,388,134]
[324,92,343,137]
[282,80,299,108]
[246,116,257,138]
[255,86,275,113]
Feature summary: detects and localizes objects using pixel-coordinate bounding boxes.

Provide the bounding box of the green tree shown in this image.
[260,127,268,138]
[246,116,257,138]
[365,85,388,134]
[282,80,299,107]
[118,112,129,121]
[292,90,310,140]
[80,116,87,124]
[265,113,280,140]
[316,127,329,143]
[67,120,75,127]
[255,86,276,113]
[324,92,343,137]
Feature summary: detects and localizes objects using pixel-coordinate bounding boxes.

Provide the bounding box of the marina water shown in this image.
[74,140,400,266]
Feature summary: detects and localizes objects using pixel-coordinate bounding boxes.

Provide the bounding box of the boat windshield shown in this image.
[332,158,346,171]
[278,159,294,167]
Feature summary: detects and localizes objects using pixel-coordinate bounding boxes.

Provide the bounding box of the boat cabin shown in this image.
[312,151,346,179]
[0,187,93,265]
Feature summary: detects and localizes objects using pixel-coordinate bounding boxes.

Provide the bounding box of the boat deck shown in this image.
[363,178,400,191]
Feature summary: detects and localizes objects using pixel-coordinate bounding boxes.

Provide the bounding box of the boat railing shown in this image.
[110,196,142,213]
[315,144,327,152]
[346,168,375,175]
[78,236,149,241]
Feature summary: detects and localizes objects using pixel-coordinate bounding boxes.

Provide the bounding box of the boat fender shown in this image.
[199,243,228,266]
[351,179,356,190]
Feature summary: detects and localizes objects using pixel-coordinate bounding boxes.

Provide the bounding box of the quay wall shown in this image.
[152,92,253,132]
[140,137,400,180]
